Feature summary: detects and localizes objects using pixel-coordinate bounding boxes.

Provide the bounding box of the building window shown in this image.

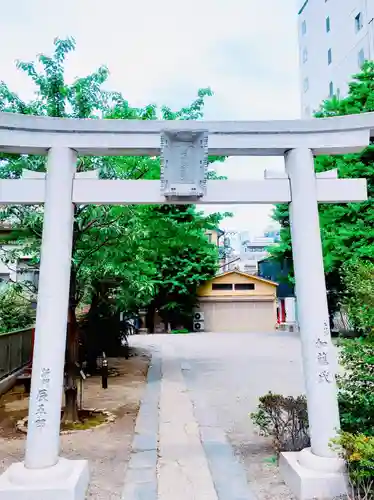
[212,283,233,291]
[329,81,334,97]
[328,48,332,65]
[301,20,307,35]
[303,77,309,92]
[326,16,331,32]
[358,48,365,67]
[355,12,363,32]
[207,233,212,243]
[234,283,255,291]
[302,47,308,63]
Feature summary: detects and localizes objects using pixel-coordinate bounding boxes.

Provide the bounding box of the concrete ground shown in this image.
[126,331,306,500]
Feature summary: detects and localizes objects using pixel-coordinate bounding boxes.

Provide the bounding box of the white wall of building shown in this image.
[298,0,374,117]
[0,245,17,289]
[0,245,39,291]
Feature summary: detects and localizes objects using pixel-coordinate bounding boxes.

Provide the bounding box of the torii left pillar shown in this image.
[0,147,89,500]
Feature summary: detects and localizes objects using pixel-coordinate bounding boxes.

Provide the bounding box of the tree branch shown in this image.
[75,237,112,274]
[80,212,127,234]
[5,276,38,299]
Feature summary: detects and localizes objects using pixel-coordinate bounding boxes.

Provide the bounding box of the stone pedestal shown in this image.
[0,458,89,500]
[280,449,347,500]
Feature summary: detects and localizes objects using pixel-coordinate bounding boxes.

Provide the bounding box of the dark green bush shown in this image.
[338,338,374,436]
[250,392,310,455]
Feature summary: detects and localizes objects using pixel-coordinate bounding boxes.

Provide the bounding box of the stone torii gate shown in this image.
[0,111,371,500]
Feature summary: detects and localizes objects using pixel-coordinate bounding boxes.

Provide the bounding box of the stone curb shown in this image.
[16,408,116,435]
[182,362,257,500]
[121,353,161,500]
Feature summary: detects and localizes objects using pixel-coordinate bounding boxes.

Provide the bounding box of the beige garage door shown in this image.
[201,300,276,333]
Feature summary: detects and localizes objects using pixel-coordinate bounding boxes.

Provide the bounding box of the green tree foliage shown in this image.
[0,37,228,420]
[271,62,374,329]
[0,285,35,333]
[338,338,374,436]
[342,260,374,337]
[336,336,374,496]
[138,205,223,330]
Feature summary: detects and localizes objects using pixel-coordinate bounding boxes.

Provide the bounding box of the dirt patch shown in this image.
[0,385,29,439]
[230,433,296,500]
[0,347,151,500]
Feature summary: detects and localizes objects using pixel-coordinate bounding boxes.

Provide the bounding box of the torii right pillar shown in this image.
[280,148,347,500]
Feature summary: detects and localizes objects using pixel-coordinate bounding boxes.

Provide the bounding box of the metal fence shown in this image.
[0,327,33,381]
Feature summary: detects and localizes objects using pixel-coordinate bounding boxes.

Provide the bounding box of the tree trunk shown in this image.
[62,305,80,423]
[85,289,101,374]
[160,309,171,333]
[146,303,155,334]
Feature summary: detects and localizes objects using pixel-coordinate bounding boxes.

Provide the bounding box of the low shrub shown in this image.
[251,338,373,490]
[250,392,310,455]
[333,432,374,499]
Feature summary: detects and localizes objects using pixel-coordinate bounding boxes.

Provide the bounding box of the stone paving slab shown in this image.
[122,342,257,499]
[157,347,218,500]
[121,353,161,500]
[182,360,257,500]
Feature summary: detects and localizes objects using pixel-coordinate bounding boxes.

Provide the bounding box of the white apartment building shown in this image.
[238,237,275,274]
[298,0,374,117]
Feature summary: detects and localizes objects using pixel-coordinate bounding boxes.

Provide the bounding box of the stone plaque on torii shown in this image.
[0,111,371,500]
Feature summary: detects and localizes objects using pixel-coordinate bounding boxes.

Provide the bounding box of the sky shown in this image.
[0,0,301,237]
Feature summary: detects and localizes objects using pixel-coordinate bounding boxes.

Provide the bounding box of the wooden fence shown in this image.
[0,326,33,381]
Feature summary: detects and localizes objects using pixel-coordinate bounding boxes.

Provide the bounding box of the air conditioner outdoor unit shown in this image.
[193,320,204,332]
[193,311,205,322]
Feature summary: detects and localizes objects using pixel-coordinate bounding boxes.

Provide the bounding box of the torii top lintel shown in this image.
[1,111,374,156]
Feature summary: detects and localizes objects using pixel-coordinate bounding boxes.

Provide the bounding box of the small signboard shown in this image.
[160,130,208,199]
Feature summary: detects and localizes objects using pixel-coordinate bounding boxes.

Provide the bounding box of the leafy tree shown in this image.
[337,338,374,437]
[139,204,223,331]
[0,285,35,333]
[341,260,374,338]
[271,62,374,329]
[0,37,227,421]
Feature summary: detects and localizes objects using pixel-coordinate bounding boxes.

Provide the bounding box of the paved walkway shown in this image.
[122,333,295,500]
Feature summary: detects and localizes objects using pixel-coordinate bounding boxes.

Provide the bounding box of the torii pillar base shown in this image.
[280,449,347,500]
[0,458,89,500]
